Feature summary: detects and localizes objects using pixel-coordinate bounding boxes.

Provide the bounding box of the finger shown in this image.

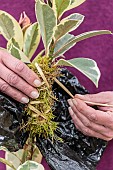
[68,107,112,141]
[70,103,113,138]
[0,63,39,99]
[1,51,41,87]
[98,106,113,112]
[68,98,113,129]
[0,78,29,103]
[75,92,112,104]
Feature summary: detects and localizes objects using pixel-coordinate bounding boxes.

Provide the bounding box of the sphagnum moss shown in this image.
[25,56,60,139]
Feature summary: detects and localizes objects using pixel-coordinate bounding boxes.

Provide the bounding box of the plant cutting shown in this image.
[0,0,112,169]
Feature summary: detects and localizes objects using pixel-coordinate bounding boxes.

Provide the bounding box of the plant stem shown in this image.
[54,78,74,98]
[84,101,113,107]
[54,78,113,107]
[35,62,50,88]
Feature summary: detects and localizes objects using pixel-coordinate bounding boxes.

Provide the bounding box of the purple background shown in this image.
[0,0,113,169]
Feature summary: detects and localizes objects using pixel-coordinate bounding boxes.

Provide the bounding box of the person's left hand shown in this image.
[68,92,113,141]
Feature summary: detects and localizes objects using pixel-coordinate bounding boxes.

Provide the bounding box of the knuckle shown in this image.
[12,92,20,101]
[15,61,25,72]
[89,113,97,122]
[7,73,19,85]
[23,86,32,94]
[0,82,9,92]
[82,128,89,136]
[78,105,84,113]
[83,120,91,127]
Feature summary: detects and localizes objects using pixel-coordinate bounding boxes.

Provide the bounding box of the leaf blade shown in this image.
[0,10,23,49]
[54,33,75,57]
[35,0,56,52]
[0,158,16,170]
[54,13,84,41]
[67,0,86,10]
[56,58,101,87]
[8,44,31,63]
[53,0,71,18]
[53,30,112,57]
[17,160,44,170]
[23,22,40,60]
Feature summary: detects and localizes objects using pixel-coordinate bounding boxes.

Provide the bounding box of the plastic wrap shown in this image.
[0,69,107,169]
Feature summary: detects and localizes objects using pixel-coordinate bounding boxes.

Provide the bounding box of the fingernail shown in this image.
[68,107,74,116]
[34,79,41,87]
[72,99,77,106]
[21,97,29,104]
[67,99,73,107]
[75,94,83,98]
[31,91,39,98]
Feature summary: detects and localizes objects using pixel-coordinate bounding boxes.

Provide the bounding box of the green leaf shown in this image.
[0,158,16,170]
[17,161,44,170]
[53,30,112,57]
[54,13,84,41]
[23,22,40,60]
[0,11,23,49]
[67,0,86,10]
[6,150,24,169]
[53,0,71,19]
[7,38,20,50]
[8,44,31,63]
[56,58,101,87]
[35,0,57,52]
[54,33,74,57]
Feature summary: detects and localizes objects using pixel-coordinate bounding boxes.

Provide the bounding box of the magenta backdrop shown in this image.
[0,0,113,169]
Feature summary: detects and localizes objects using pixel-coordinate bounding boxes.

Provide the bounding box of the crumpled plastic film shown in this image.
[0,69,107,169]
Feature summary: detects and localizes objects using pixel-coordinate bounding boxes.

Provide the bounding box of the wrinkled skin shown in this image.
[0,50,41,103]
[68,92,113,141]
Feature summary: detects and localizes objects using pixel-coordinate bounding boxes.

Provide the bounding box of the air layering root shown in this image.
[24,56,60,140]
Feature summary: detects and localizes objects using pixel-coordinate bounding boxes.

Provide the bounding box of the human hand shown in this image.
[0,50,41,103]
[68,91,113,141]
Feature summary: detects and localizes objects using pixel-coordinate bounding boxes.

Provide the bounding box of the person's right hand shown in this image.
[0,50,41,103]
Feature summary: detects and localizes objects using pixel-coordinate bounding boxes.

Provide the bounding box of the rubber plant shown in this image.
[0,0,112,169]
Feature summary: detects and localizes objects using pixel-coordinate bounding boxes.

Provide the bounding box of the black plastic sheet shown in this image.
[0,69,107,170]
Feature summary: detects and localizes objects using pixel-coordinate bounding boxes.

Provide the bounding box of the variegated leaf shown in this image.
[0,158,16,170]
[56,58,101,87]
[6,150,24,170]
[53,30,112,57]
[23,22,40,60]
[17,161,44,170]
[53,0,71,19]
[54,33,75,57]
[35,0,56,52]
[8,44,31,63]
[67,0,86,10]
[54,13,84,41]
[7,38,20,50]
[0,11,23,49]
[0,146,17,170]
